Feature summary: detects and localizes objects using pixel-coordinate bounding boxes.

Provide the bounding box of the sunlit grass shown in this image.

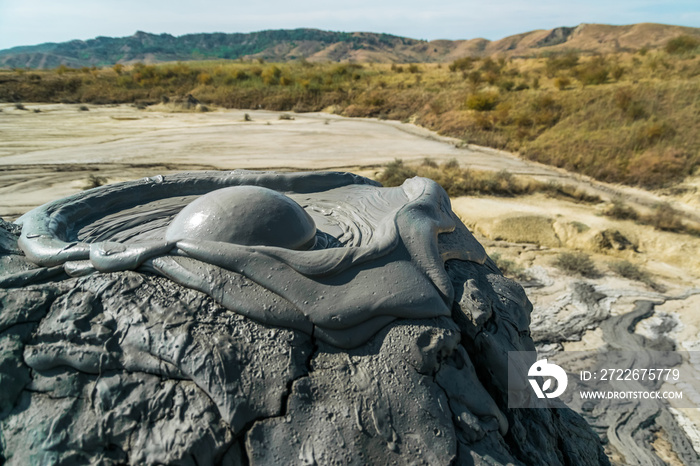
[2,43,699,188]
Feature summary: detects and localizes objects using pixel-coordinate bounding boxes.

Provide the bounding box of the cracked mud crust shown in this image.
[0,183,608,465]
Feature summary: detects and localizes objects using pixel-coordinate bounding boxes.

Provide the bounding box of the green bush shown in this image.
[262,66,282,85]
[466,91,499,111]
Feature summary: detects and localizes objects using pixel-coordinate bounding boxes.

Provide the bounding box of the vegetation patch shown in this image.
[377,158,601,204]
[602,199,700,236]
[489,252,529,280]
[609,260,665,292]
[2,35,699,188]
[554,252,600,278]
[83,174,108,190]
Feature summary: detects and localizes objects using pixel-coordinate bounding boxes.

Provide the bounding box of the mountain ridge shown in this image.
[1,23,699,69]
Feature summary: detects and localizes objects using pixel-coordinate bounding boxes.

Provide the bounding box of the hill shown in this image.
[1,23,699,69]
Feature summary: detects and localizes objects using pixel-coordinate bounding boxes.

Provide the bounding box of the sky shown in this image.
[0,0,699,51]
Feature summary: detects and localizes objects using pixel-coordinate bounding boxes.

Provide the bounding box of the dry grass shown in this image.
[83,174,107,190]
[554,252,600,278]
[489,251,528,280]
[2,40,699,189]
[377,158,601,204]
[609,260,665,291]
[602,199,700,236]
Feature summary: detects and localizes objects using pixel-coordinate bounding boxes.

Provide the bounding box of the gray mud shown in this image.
[16,171,486,348]
[0,173,609,465]
[530,276,700,465]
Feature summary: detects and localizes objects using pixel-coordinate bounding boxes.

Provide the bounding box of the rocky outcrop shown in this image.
[0,172,609,465]
[534,27,576,48]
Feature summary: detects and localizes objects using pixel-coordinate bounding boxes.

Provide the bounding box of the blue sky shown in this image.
[1,0,699,50]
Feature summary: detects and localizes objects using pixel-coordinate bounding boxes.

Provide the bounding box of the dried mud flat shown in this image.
[2,103,700,464]
[0,102,499,219]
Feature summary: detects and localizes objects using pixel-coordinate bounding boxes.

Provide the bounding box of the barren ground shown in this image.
[2,102,700,464]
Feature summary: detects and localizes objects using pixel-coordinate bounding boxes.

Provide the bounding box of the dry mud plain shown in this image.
[2,103,700,464]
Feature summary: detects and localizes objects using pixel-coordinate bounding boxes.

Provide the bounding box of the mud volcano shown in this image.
[0,171,609,465]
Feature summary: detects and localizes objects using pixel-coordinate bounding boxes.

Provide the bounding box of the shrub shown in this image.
[449,57,476,72]
[633,121,675,149]
[498,79,515,91]
[608,260,644,281]
[483,71,499,85]
[378,159,417,186]
[665,35,700,55]
[626,148,687,188]
[472,112,495,130]
[611,65,625,80]
[479,57,500,73]
[443,158,460,169]
[543,183,601,203]
[261,66,281,85]
[490,252,526,279]
[609,261,664,292]
[467,71,482,86]
[408,64,420,73]
[546,52,580,76]
[553,76,571,90]
[466,91,499,111]
[421,157,438,168]
[554,252,599,278]
[576,63,609,85]
[603,199,639,221]
[84,174,107,190]
[232,69,249,81]
[614,88,647,120]
[646,202,683,231]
